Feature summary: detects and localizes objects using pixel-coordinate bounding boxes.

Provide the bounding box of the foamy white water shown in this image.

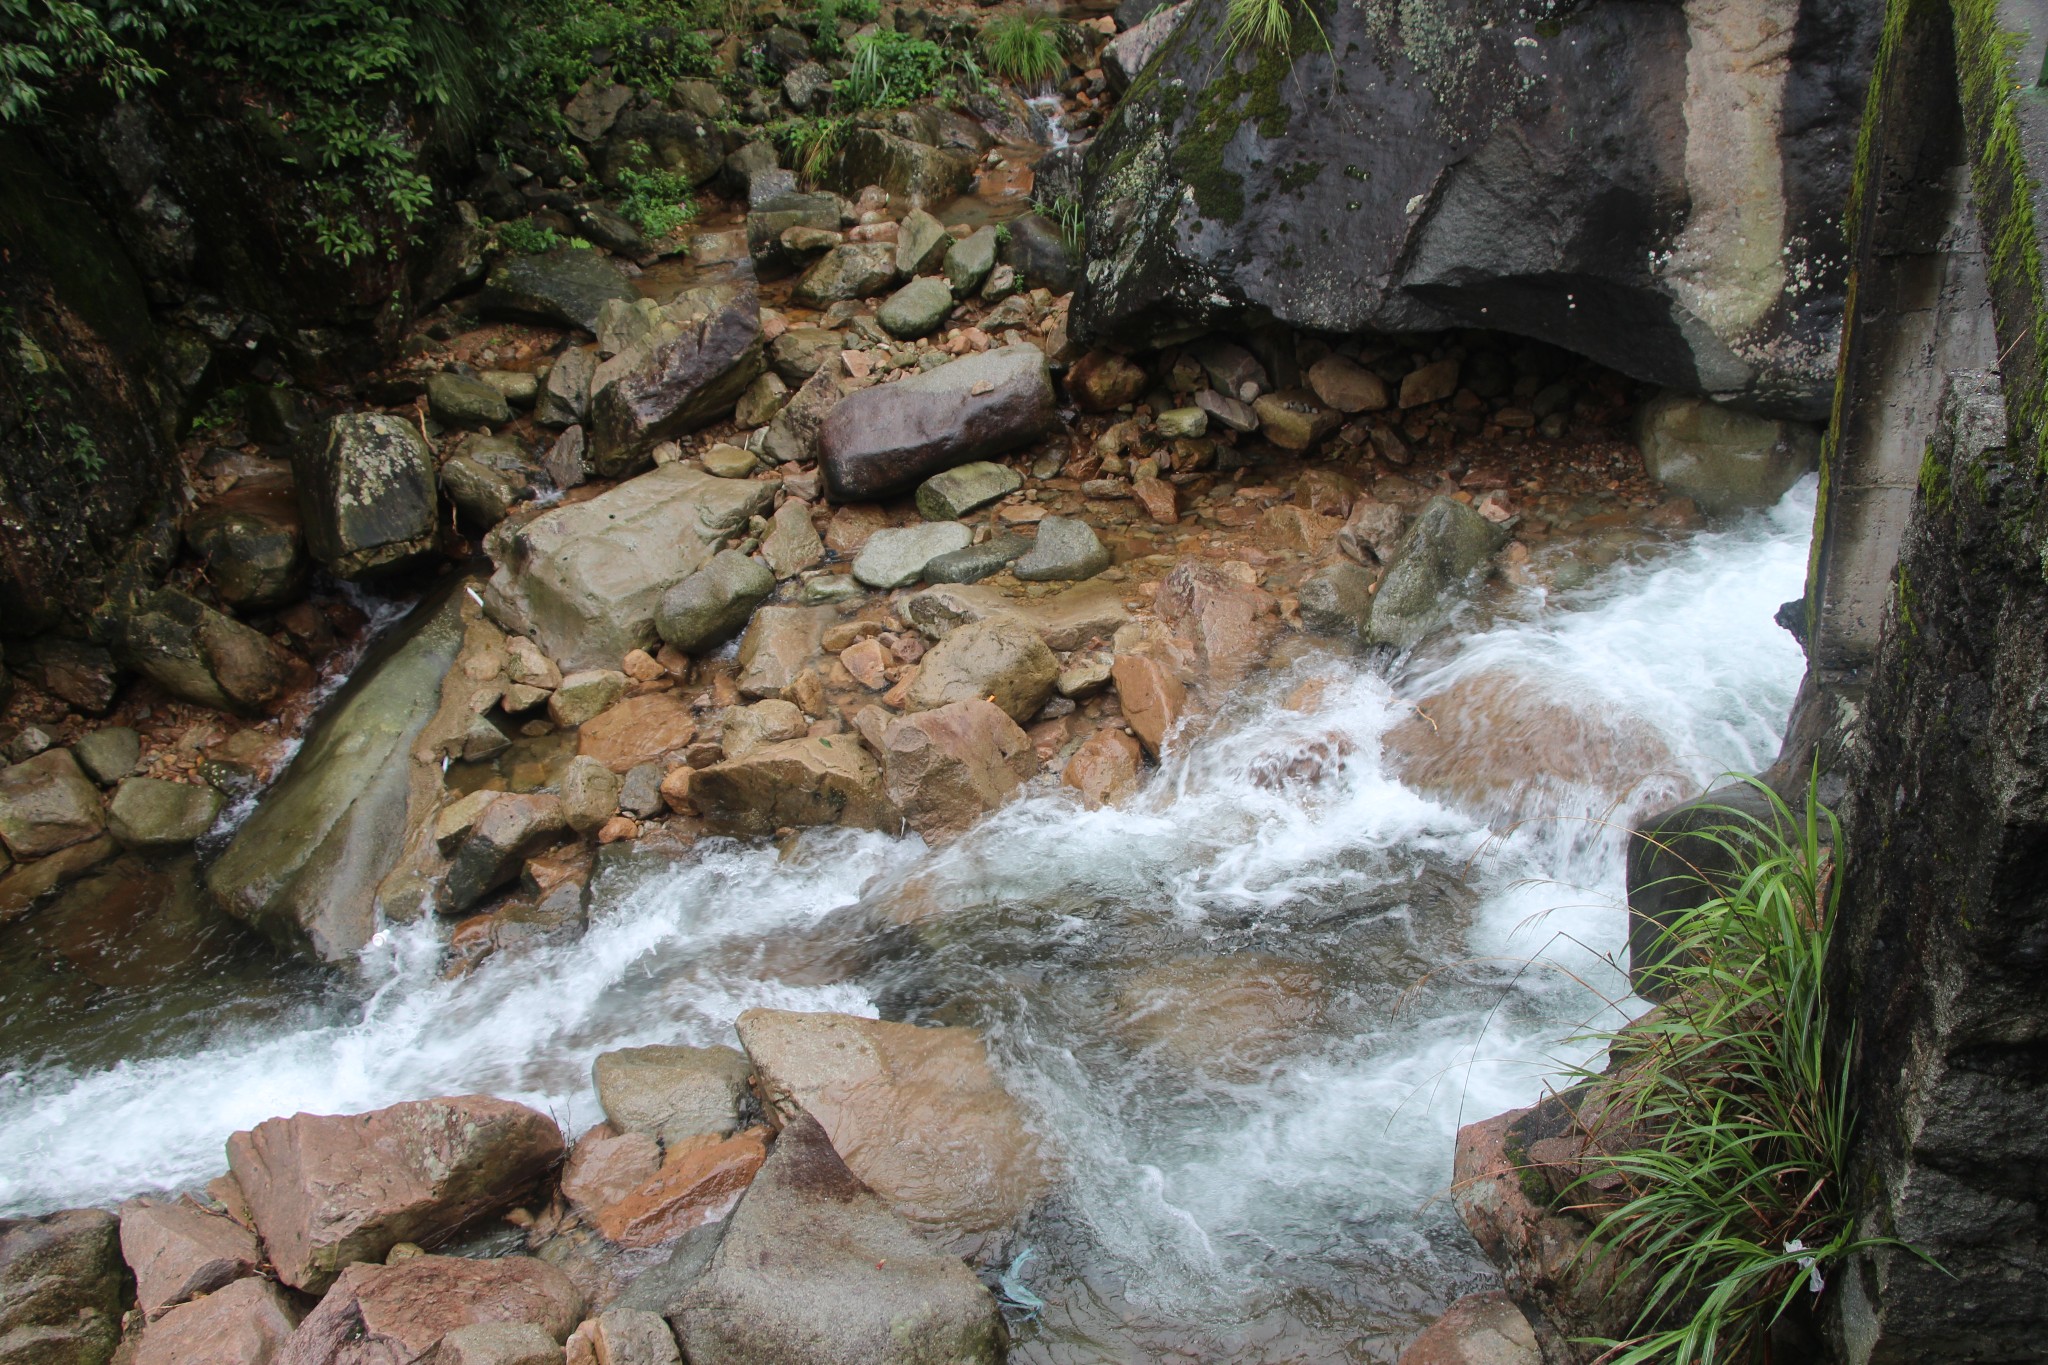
[0,480,1814,1357]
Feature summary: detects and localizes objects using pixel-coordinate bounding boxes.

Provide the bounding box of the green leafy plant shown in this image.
[0,0,193,122]
[838,28,945,109]
[771,114,849,183]
[517,0,717,101]
[614,164,697,239]
[1560,779,1909,1364]
[495,218,565,253]
[979,11,1064,89]
[800,0,877,60]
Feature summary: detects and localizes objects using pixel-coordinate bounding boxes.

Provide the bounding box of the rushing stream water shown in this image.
[0,481,1814,1360]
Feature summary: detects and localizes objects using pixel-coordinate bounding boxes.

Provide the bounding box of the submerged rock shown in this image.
[227,1095,565,1293]
[819,346,1057,501]
[295,413,438,579]
[734,1010,1052,1251]
[484,464,774,672]
[674,1115,1004,1365]
[1636,391,1819,513]
[1112,953,1329,1079]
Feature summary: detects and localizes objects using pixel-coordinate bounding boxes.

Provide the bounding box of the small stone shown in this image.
[1195,387,1259,433]
[1307,355,1390,412]
[595,1043,754,1144]
[428,371,514,428]
[543,425,588,488]
[72,727,141,785]
[1067,350,1147,411]
[623,648,664,682]
[1012,516,1110,581]
[1156,407,1208,438]
[915,461,1023,520]
[942,226,1000,295]
[620,763,666,818]
[734,371,791,429]
[923,533,1032,584]
[1254,389,1341,450]
[1132,476,1179,524]
[852,522,973,589]
[841,638,891,690]
[436,1320,565,1365]
[560,755,623,833]
[0,749,107,859]
[549,670,629,727]
[594,1128,770,1249]
[598,815,639,842]
[506,637,562,690]
[1062,727,1142,808]
[877,277,956,340]
[1399,357,1461,408]
[1298,560,1376,637]
[1056,652,1113,698]
[564,1309,684,1365]
[659,766,695,814]
[895,208,952,276]
[761,500,825,579]
[701,443,759,478]
[799,574,864,604]
[578,693,698,773]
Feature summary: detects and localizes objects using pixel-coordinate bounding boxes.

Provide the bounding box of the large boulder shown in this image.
[654,550,774,652]
[587,290,768,477]
[184,484,308,610]
[0,750,104,861]
[207,589,468,961]
[0,1208,122,1365]
[1365,497,1513,649]
[295,414,438,579]
[689,737,896,836]
[1072,0,1879,420]
[277,1255,582,1363]
[1635,391,1819,513]
[1394,1291,1542,1365]
[903,617,1057,722]
[226,1095,565,1293]
[130,1276,300,1365]
[110,588,295,713]
[481,248,637,332]
[819,346,1057,501]
[1154,557,1279,684]
[673,1115,1005,1365]
[440,793,570,913]
[483,464,774,672]
[827,128,976,202]
[865,698,1038,839]
[594,1044,754,1144]
[734,1009,1052,1249]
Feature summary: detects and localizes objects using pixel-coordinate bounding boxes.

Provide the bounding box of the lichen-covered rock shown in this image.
[915,460,1022,521]
[674,1115,1004,1365]
[0,1207,122,1365]
[483,464,774,671]
[184,485,308,610]
[295,413,438,579]
[819,346,1057,501]
[826,128,976,202]
[791,243,898,308]
[226,1096,565,1293]
[1073,0,1879,420]
[1365,497,1513,649]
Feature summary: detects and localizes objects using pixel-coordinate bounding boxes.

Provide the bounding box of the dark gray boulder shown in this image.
[587,288,767,478]
[999,213,1078,295]
[183,485,307,611]
[1364,497,1511,649]
[827,128,976,203]
[110,588,295,714]
[481,248,638,332]
[673,1116,1005,1365]
[819,346,1058,501]
[295,413,438,579]
[1073,0,1879,419]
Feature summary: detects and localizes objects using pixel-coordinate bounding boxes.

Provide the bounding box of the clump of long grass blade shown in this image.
[1223,0,1325,55]
[981,11,1066,88]
[1554,776,1915,1365]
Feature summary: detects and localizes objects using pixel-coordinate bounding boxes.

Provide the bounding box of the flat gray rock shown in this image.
[915,461,1022,521]
[1012,515,1110,582]
[852,522,973,589]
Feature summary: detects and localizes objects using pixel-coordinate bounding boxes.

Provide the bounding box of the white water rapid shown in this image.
[0,481,1815,1360]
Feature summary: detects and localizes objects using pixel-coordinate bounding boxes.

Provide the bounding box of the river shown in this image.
[0,479,1815,1360]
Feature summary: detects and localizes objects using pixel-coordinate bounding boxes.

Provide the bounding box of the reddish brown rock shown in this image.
[120,1197,264,1316]
[132,1276,301,1365]
[1131,476,1179,524]
[734,1009,1052,1252]
[560,1125,662,1218]
[1153,557,1278,685]
[277,1254,583,1364]
[824,505,892,554]
[1065,349,1147,412]
[840,638,890,691]
[1337,499,1406,565]
[1395,1291,1542,1365]
[226,1096,565,1293]
[689,737,897,836]
[1061,727,1143,808]
[577,694,696,774]
[1110,655,1186,758]
[868,699,1037,839]
[592,1128,771,1249]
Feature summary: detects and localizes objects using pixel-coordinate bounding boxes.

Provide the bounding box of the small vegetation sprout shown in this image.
[980,11,1065,89]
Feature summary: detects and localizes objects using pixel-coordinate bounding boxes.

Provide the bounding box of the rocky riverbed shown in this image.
[0,3,1832,1361]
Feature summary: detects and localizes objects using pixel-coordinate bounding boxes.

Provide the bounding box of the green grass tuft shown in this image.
[1561,778,1916,1364]
[981,11,1066,89]
[1224,0,1323,55]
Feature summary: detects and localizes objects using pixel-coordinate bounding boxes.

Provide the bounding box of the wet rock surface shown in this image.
[819,346,1056,501]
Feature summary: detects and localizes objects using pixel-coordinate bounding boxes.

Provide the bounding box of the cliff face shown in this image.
[1072,0,1879,420]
